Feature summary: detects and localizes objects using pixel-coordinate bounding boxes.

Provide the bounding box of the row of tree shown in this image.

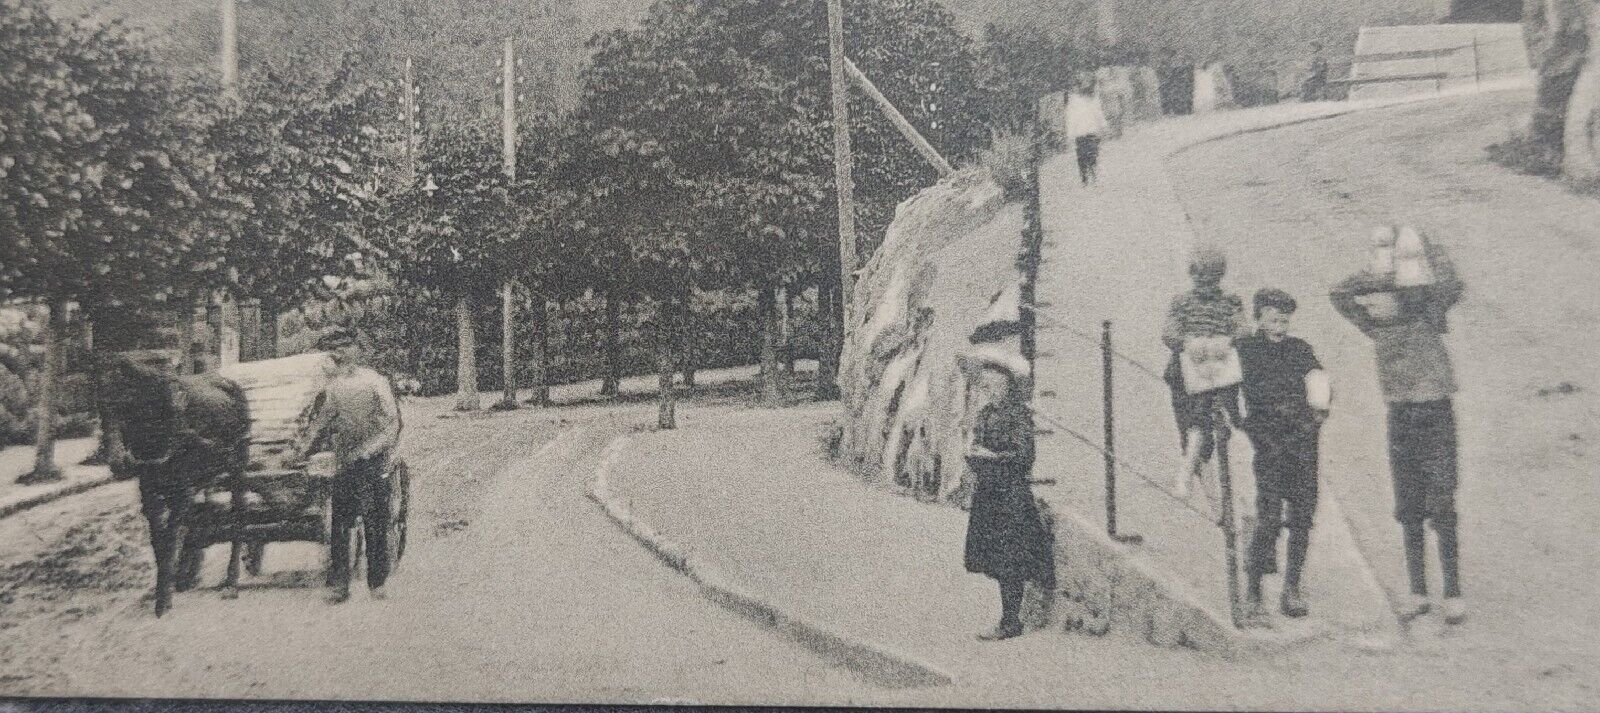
[2,0,1085,479]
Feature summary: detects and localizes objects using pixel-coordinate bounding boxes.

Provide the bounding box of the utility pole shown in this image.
[497,38,520,411]
[403,57,418,180]
[208,0,241,370]
[1097,0,1118,47]
[823,0,855,402]
[220,0,238,94]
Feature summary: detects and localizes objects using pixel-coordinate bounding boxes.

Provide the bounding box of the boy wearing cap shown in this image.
[1163,245,1251,497]
[1236,288,1327,622]
[301,326,404,603]
[1331,227,1467,625]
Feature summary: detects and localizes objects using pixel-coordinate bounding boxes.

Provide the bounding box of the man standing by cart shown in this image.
[302,326,403,603]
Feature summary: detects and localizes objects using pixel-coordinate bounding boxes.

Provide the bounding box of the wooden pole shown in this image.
[842,58,955,177]
[22,300,66,483]
[217,0,239,366]
[1097,0,1118,48]
[455,296,479,411]
[1471,33,1482,87]
[827,0,856,404]
[498,38,519,411]
[220,0,238,96]
[1103,320,1117,536]
[403,57,417,178]
[1214,395,1242,627]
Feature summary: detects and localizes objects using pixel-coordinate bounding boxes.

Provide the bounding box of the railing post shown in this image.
[1103,320,1116,536]
[1471,34,1481,87]
[1102,321,1141,545]
[1213,394,1242,627]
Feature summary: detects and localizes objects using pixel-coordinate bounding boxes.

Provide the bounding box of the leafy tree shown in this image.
[0,1,230,482]
[574,0,992,405]
[376,120,513,410]
[210,54,400,357]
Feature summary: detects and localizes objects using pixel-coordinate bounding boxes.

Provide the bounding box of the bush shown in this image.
[317,283,823,398]
[1487,130,1563,177]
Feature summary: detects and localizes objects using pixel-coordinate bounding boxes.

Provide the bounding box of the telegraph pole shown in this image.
[220,0,238,94]
[206,0,242,370]
[823,0,855,402]
[498,38,520,411]
[1097,0,1118,47]
[403,57,418,179]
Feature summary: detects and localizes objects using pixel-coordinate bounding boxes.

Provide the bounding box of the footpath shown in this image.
[0,438,110,520]
[593,402,1587,710]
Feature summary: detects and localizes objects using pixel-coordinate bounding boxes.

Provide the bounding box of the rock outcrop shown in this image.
[838,168,1027,503]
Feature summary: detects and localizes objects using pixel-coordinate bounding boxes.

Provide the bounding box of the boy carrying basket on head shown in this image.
[1331,225,1467,626]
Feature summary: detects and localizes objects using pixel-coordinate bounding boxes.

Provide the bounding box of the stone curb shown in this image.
[1042,498,1344,660]
[0,472,119,521]
[586,434,954,690]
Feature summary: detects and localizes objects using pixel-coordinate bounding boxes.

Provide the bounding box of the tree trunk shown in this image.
[782,285,796,375]
[529,298,551,407]
[601,294,621,397]
[81,317,110,467]
[23,299,67,484]
[498,281,519,410]
[205,293,224,372]
[656,300,678,430]
[679,296,697,391]
[175,295,199,375]
[455,295,480,411]
[238,299,259,363]
[815,279,841,401]
[260,298,280,361]
[759,284,782,406]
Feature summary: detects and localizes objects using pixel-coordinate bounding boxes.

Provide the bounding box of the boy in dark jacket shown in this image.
[1331,229,1466,625]
[1237,288,1327,622]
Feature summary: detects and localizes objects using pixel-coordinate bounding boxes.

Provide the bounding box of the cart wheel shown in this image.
[174,536,205,592]
[243,541,267,576]
[387,462,410,572]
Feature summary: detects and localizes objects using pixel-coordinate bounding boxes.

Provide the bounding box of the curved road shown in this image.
[0,395,881,704]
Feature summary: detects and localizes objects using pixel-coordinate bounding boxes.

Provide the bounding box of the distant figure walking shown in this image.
[1163,246,1250,499]
[1065,72,1110,185]
[958,347,1053,641]
[1331,225,1467,626]
[1302,41,1330,102]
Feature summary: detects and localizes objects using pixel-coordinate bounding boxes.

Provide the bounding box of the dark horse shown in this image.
[104,353,251,616]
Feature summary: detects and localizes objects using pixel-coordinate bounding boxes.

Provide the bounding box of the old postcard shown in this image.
[1,0,1595,709]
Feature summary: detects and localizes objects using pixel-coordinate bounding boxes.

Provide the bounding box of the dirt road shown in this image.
[1167,88,1600,677]
[0,392,879,704]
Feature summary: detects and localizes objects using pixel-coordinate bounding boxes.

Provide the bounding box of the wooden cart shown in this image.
[172,352,409,590]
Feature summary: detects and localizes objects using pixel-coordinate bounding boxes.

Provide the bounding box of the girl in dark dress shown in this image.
[961,358,1053,641]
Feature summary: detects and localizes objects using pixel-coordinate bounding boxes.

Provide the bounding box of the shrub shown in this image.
[1487,130,1563,177]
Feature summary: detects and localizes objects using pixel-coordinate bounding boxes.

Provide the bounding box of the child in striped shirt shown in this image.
[1162,246,1251,497]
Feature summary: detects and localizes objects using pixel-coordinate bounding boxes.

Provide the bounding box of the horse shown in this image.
[103,353,252,616]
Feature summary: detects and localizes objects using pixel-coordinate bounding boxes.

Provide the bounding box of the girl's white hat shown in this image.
[956,343,1031,382]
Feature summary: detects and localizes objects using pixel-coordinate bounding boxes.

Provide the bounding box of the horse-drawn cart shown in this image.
[168,352,410,592]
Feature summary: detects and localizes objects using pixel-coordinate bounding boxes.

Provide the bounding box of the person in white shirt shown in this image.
[301,326,403,603]
[1064,72,1110,185]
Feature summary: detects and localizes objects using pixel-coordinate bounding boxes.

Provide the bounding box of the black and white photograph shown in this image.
[0,0,1596,709]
